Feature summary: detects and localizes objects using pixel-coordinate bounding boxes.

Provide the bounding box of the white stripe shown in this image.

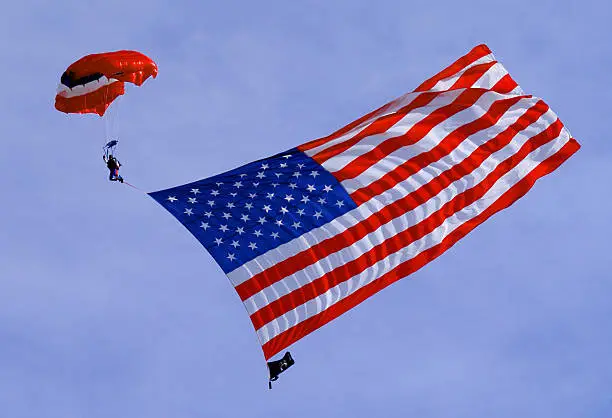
[311,69,508,177]
[304,54,506,158]
[303,91,424,157]
[509,85,526,96]
[242,107,558,315]
[56,76,119,98]
[427,53,496,92]
[338,96,536,194]
[255,127,572,344]
[306,89,466,172]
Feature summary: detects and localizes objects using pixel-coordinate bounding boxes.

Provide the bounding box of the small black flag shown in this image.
[267,351,295,389]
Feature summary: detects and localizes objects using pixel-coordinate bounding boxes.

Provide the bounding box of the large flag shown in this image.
[149,44,579,360]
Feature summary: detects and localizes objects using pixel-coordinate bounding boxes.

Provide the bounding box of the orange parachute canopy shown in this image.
[55,50,158,116]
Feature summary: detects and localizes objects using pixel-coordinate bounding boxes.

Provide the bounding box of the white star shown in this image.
[230,240,240,248]
[306,184,316,192]
[274,172,283,178]
[313,211,323,219]
[280,163,288,168]
[266,193,275,199]
[211,190,220,196]
[270,232,280,239]
[236,227,245,235]
[167,196,177,202]
[240,214,250,222]
[227,253,236,261]
[257,217,267,225]
[262,205,272,213]
[256,172,266,179]
[292,172,302,178]
[200,222,209,230]
[261,163,269,170]
[234,181,243,188]
[207,200,215,207]
[292,221,301,229]
[239,174,247,178]
[222,212,232,220]
[275,219,283,227]
[226,202,235,209]
[280,207,289,214]
[318,197,327,204]
[301,195,310,204]
[191,188,200,194]
[271,183,280,188]
[249,193,257,199]
[289,183,298,189]
[252,182,260,187]
[188,197,198,204]
[219,224,229,232]
[248,242,258,250]
[245,202,254,210]
[310,171,320,178]
[284,194,294,202]
[283,154,292,159]
[296,208,305,216]
[184,208,193,216]
[335,200,344,208]
[323,185,333,192]
[214,237,223,246]
[253,230,263,237]
[297,163,305,169]
[215,182,224,187]
[230,192,238,197]
[204,211,213,218]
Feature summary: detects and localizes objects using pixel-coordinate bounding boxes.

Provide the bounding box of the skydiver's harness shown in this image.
[100,139,141,189]
[103,140,123,182]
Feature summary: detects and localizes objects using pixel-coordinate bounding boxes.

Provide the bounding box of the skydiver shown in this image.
[103,153,124,183]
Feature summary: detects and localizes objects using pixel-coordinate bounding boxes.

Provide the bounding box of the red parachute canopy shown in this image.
[55,50,158,116]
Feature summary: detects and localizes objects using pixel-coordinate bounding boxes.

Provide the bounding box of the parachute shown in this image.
[55,50,158,116]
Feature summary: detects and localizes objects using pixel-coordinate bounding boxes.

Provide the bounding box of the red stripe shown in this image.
[298,99,401,152]
[491,74,519,94]
[299,44,493,153]
[235,106,554,302]
[326,75,520,185]
[447,61,497,90]
[331,88,490,183]
[55,82,125,116]
[309,92,441,163]
[261,137,580,359]
[349,96,541,205]
[250,116,563,330]
[414,44,492,92]
[310,62,507,166]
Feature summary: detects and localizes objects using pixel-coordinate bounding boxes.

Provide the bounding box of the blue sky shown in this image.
[1,1,611,417]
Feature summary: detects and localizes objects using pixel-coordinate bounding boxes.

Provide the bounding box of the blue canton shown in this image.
[149,148,357,273]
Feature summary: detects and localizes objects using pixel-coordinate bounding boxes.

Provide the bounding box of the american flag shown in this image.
[149,44,579,360]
